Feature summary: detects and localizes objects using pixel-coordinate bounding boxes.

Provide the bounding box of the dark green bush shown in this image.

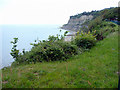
[45,45,65,61]
[59,42,78,57]
[74,31,96,49]
[16,40,78,64]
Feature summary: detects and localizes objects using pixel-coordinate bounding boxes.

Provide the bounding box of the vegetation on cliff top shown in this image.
[2,31,118,88]
[10,30,97,65]
[2,7,119,88]
[70,7,118,20]
[63,7,118,31]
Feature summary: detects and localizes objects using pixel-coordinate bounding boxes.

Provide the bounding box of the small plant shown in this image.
[48,35,59,42]
[10,38,19,61]
[64,31,68,36]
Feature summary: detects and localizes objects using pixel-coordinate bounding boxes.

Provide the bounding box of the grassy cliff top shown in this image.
[2,31,118,88]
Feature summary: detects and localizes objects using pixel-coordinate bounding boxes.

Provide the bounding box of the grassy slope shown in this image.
[2,32,118,88]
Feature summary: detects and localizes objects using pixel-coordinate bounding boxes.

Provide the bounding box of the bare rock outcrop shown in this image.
[61,15,93,31]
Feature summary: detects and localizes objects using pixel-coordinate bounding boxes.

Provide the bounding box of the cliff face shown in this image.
[61,7,118,31]
[61,15,93,31]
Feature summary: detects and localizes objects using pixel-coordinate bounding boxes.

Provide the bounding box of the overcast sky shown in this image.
[0,0,119,25]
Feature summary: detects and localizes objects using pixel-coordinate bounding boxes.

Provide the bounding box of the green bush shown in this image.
[48,35,59,42]
[15,40,79,64]
[45,45,65,61]
[92,22,118,40]
[60,42,78,57]
[74,31,96,49]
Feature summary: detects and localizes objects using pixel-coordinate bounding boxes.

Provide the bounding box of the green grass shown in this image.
[2,31,118,88]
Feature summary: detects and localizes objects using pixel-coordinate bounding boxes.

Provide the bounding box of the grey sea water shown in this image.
[0,24,67,68]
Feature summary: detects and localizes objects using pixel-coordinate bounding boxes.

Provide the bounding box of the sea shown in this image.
[0,24,68,69]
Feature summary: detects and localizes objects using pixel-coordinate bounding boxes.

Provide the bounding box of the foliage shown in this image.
[12,30,78,64]
[55,41,78,58]
[92,21,118,40]
[6,7,119,87]
[2,32,118,88]
[70,7,118,20]
[70,7,118,34]
[80,26,88,32]
[70,10,101,19]
[16,41,78,64]
[73,31,96,49]
[64,31,68,36]
[30,31,68,47]
[10,7,118,65]
[10,38,19,61]
[48,35,59,42]
[87,7,118,31]
[88,16,103,31]
[101,7,118,20]
[45,45,65,61]
[47,31,68,42]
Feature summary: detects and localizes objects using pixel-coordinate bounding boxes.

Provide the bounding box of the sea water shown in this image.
[0,24,67,68]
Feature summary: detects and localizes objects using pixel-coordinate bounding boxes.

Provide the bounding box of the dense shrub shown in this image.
[45,45,65,61]
[63,44,78,56]
[15,39,79,64]
[74,31,96,49]
[10,38,19,61]
[102,7,118,20]
[92,22,118,40]
[55,41,78,58]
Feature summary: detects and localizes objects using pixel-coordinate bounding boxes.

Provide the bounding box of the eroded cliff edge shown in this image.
[61,7,118,32]
[61,15,93,31]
